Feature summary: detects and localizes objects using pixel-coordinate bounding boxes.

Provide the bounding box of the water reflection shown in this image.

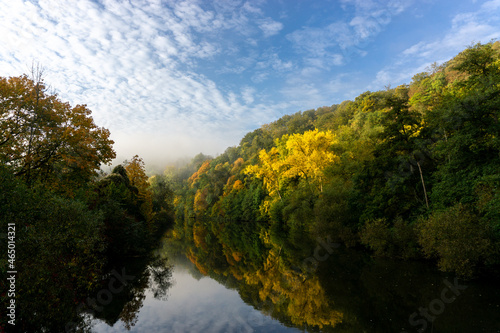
[90,232,500,333]
[90,255,173,331]
[92,256,299,332]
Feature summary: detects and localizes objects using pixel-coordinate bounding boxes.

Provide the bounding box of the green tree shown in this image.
[418,203,494,277]
[126,155,153,222]
[0,165,104,332]
[430,43,500,208]
[94,165,151,256]
[149,174,174,213]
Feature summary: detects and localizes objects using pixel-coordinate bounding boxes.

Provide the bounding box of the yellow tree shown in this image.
[245,129,338,213]
[193,187,209,214]
[188,160,211,187]
[244,147,284,213]
[281,129,338,193]
[245,147,283,199]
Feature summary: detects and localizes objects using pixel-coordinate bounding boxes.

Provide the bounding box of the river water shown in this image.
[90,236,500,333]
[92,265,299,333]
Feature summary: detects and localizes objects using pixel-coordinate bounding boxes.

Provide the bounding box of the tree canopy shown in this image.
[0,74,115,194]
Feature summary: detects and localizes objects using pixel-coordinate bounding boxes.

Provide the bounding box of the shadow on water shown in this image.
[313,248,500,332]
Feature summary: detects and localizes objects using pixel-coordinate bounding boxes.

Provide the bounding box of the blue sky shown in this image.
[1,0,499,167]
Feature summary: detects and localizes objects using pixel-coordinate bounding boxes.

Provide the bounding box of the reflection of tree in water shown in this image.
[171,221,500,333]
[149,256,174,301]
[93,255,173,330]
[119,289,146,330]
[167,231,344,331]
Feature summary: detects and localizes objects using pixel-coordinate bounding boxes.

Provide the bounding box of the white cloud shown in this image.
[2,0,495,169]
[255,52,293,72]
[481,0,500,11]
[241,86,255,104]
[0,0,290,166]
[257,18,284,37]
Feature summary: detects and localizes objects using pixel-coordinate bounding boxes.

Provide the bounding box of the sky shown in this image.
[1,0,499,168]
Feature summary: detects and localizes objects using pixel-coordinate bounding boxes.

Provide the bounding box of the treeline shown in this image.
[172,42,500,278]
[0,73,173,331]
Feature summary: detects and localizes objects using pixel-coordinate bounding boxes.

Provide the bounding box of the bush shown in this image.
[360,218,391,257]
[417,203,493,277]
[312,179,358,247]
[392,217,420,259]
[360,217,420,259]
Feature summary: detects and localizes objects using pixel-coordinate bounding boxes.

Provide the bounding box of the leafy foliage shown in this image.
[418,204,495,277]
[0,74,115,194]
[0,165,104,331]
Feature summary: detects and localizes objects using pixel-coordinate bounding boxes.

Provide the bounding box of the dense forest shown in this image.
[0,72,174,331]
[170,42,500,280]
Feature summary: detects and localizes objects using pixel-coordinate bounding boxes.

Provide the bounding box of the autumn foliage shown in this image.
[0,74,115,194]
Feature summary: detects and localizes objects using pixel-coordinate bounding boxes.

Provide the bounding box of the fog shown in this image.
[108,127,249,173]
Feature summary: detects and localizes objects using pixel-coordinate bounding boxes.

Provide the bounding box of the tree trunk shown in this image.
[416,160,429,209]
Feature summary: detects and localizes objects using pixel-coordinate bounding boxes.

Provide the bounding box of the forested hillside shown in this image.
[171,42,500,278]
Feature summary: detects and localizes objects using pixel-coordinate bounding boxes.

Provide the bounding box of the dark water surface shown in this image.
[91,236,500,333]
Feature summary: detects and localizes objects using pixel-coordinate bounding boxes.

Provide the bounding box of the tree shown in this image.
[245,147,283,202]
[94,164,152,256]
[245,129,338,214]
[280,129,338,193]
[125,155,149,192]
[418,203,493,277]
[429,42,500,208]
[383,85,430,209]
[0,74,115,193]
[125,155,153,222]
[149,174,174,213]
[0,164,105,332]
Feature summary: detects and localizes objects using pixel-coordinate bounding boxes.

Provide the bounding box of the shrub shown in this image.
[360,218,391,257]
[360,217,420,259]
[417,203,493,277]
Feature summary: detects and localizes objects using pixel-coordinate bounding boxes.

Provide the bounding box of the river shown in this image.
[89,234,500,333]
